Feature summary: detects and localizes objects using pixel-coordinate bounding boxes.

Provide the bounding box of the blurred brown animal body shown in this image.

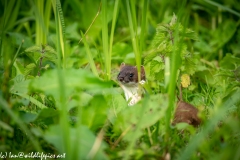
[172,101,201,127]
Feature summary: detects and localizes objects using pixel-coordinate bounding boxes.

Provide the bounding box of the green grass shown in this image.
[0,0,240,159]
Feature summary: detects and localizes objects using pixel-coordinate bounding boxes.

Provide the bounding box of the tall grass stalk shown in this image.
[0,0,21,101]
[2,0,21,31]
[81,32,99,77]
[204,0,240,17]
[34,0,47,45]
[52,0,66,68]
[33,0,51,45]
[52,0,70,158]
[101,0,110,80]
[126,0,141,80]
[5,40,24,101]
[139,0,148,55]
[165,21,181,135]
[0,0,21,63]
[127,0,148,80]
[72,95,82,159]
[123,1,149,159]
[44,0,52,35]
[165,0,187,146]
[109,0,120,73]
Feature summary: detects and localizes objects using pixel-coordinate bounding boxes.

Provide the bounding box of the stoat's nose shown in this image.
[118,76,124,82]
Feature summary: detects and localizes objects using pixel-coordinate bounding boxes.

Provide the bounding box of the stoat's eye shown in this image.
[129,73,134,78]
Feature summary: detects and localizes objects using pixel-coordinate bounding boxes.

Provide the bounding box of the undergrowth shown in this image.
[0,0,240,160]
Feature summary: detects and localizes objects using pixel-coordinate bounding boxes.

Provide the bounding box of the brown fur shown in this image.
[118,63,145,84]
[172,101,201,127]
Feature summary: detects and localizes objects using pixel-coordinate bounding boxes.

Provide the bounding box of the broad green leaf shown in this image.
[25,52,41,64]
[65,22,81,40]
[151,56,165,73]
[24,63,36,76]
[149,58,165,81]
[220,54,240,70]
[25,45,42,53]
[34,108,59,123]
[30,68,113,97]
[181,28,198,41]
[8,32,34,48]
[43,124,108,160]
[24,45,58,65]
[68,92,93,111]
[181,55,197,75]
[10,78,30,95]
[43,52,58,64]
[211,20,238,50]
[81,95,108,131]
[44,45,57,55]
[29,68,113,109]
[114,94,168,141]
[107,90,128,124]
[19,111,38,123]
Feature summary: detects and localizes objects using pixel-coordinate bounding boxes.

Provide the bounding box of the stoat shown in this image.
[172,80,201,127]
[117,63,146,106]
[172,101,201,127]
[117,63,201,127]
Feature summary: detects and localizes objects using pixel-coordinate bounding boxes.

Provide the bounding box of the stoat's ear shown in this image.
[120,62,125,70]
[141,65,146,80]
[141,65,145,73]
[134,65,145,73]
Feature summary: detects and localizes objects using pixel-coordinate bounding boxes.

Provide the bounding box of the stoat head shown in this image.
[117,63,146,86]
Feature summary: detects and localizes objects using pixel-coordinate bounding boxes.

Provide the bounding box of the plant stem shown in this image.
[102,0,110,80]
[81,32,99,77]
[52,0,70,158]
[109,0,120,78]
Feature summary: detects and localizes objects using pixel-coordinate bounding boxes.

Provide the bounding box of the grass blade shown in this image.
[204,0,240,17]
[81,32,99,77]
[165,0,188,148]
[139,0,149,54]
[126,0,141,80]
[52,0,70,158]
[102,0,110,80]
[52,0,66,68]
[109,0,120,76]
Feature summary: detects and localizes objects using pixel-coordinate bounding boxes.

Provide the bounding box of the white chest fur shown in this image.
[120,80,145,106]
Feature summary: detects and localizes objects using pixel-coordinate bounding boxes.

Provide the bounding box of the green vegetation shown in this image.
[0,0,240,159]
